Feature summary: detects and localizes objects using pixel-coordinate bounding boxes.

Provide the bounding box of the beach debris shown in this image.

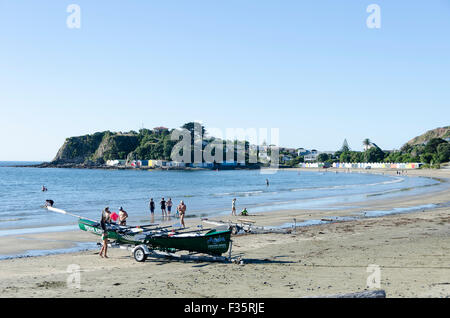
[36,281,66,289]
[202,218,292,235]
[304,289,386,298]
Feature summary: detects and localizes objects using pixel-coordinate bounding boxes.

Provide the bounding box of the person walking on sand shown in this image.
[99,207,111,258]
[99,230,109,258]
[160,197,166,217]
[149,198,155,215]
[167,198,173,215]
[177,200,186,228]
[231,198,237,216]
[100,207,111,232]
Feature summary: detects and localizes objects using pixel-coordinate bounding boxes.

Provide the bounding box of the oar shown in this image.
[44,206,97,222]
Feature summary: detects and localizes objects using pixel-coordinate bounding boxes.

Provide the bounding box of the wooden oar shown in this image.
[45,206,97,222]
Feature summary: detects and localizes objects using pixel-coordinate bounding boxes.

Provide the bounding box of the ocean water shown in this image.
[0,162,443,235]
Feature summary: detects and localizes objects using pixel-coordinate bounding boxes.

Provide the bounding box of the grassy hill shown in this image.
[405,126,450,147]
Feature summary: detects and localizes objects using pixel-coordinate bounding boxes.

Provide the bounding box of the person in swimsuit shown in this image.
[160,197,166,217]
[149,198,155,214]
[231,198,236,216]
[118,207,128,226]
[167,198,173,215]
[99,230,109,258]
[177,201,186,228]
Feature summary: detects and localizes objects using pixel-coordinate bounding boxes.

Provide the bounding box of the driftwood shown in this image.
[305,290,386,298]
[237,218,256,224]
[202,219,291,235]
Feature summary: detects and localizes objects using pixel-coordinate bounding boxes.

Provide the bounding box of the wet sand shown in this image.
[0,168,449,298]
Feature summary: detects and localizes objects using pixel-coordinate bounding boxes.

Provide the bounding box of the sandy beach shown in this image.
[0,168,449,298]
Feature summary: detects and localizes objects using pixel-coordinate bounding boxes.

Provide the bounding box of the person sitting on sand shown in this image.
[177,201,187,228]
[118,207,128,226]
[240,208,248,216]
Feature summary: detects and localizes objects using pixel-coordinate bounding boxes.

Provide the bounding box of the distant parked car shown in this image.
[365,166,371,169]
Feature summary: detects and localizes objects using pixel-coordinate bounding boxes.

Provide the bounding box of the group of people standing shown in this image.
[149,197,186,228]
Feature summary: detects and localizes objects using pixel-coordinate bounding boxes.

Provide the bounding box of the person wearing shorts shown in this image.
[167,198,173,215]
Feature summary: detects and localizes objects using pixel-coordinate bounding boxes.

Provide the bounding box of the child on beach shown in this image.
[232,198,236,216]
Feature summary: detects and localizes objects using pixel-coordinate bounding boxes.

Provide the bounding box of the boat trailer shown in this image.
[105,241,235,263]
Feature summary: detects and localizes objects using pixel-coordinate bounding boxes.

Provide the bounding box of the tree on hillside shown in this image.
[341,139,350,152]
[424,138,447,154]
[339,151,351,162]
[362,138,371,150]
[436,142,450,163]
[182,122,206,141]
[317,153,330,162]
[364,146,385,163]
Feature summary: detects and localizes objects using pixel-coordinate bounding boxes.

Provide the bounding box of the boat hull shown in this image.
[78,219,231,256]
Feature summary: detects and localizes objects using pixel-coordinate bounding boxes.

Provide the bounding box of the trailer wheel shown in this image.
[134,247,147,262]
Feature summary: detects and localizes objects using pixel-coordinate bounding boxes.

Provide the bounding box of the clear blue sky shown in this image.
[1,0,449,161]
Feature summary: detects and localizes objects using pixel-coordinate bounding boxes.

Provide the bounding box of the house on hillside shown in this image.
[153,126,169,134]
[280,147,297,155]
[363,142,380,151]
[304,150,319,162]
[281,154,294,163]
[297,148,308,156]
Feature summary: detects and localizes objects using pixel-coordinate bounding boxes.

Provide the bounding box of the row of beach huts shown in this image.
[105,159,246,169]
[300,162,423,169]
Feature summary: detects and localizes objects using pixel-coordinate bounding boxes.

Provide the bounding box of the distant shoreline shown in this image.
[5,161,449,173]
[9,161,264,171]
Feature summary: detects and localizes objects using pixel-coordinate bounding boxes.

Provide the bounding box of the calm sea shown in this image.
[0,161,442,236]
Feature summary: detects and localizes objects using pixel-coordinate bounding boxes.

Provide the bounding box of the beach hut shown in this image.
[138,160,149,168]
